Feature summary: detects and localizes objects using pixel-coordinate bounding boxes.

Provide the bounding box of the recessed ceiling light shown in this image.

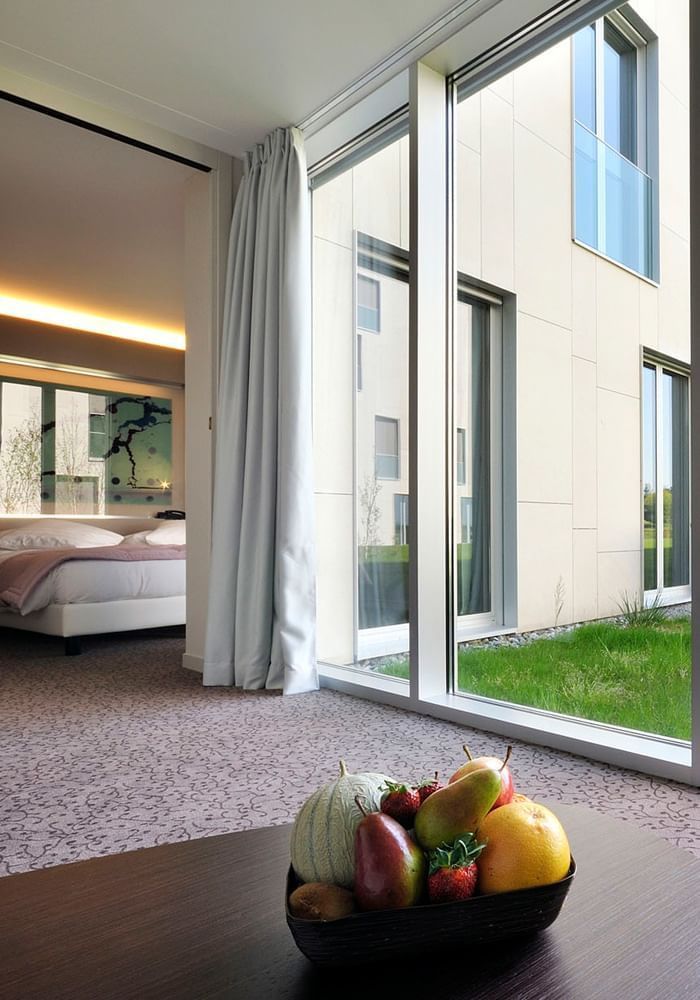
[0,294,186,350]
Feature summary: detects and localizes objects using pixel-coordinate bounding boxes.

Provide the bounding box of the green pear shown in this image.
[353,797,426,910]
[414,766,502,850]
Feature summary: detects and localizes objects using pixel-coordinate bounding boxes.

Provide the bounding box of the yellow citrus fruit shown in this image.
[476,801,571,894]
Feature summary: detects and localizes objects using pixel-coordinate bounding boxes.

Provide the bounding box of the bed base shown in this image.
[0,596,186,655]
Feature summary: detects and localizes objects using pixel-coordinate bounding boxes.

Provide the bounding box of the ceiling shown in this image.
[0,98,196,332]
[0,0,463,156]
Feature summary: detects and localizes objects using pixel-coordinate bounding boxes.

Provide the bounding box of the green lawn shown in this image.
[376,617,691,739]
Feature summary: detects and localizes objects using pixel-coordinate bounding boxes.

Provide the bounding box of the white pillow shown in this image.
[119,530,153,547]
[145,520,186,546]
[0,519,123,550]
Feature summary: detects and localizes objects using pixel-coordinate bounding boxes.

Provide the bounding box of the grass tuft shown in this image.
[616,590,667,628]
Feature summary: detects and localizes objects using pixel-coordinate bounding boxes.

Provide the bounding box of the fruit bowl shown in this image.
[285,857,575,968]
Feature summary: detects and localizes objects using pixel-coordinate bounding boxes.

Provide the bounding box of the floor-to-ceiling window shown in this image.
[310,0,693,778]
[450,3,690,741]
[312,136,411,679]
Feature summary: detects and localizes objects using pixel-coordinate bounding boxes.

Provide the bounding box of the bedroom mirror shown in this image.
[0,362,183,518]
[0,377,177,515]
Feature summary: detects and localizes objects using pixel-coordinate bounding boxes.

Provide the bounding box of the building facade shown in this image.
[312,0,690,672]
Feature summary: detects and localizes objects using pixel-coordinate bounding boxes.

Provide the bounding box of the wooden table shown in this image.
[1,803,699,999]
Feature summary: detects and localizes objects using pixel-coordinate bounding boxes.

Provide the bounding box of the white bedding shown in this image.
[0,548,186,616]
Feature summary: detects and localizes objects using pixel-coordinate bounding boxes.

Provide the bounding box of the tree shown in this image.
[0,418,42,514]
[359,474,382,551]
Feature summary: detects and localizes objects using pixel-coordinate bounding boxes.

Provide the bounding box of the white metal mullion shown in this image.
[352,231,360,664]
[594,19,606,253]
[490,303,504,628]
[655,362,664,593]
[408,62,449,704]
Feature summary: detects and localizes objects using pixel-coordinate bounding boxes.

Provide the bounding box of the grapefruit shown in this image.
[476,800,570,894]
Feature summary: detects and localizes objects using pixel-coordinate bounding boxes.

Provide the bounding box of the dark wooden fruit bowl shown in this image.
[285,858,575,967]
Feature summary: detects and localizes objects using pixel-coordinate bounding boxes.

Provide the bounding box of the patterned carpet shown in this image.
[1,626,699,876]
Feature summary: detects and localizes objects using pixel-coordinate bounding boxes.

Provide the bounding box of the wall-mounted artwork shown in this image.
[105,395,173,506]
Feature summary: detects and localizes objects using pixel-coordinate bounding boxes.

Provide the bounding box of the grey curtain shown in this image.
[466,305,490,615]
[203,127,318,695]
[670,372,690,587]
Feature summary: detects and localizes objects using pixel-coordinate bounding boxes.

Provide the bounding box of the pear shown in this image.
[449,745,515,810]
[353,796,426,910]
[413,765,502,850]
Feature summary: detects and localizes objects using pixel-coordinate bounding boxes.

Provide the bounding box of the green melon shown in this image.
[290,760,395,888]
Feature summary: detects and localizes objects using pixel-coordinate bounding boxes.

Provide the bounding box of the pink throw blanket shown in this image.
[0,545,186,612]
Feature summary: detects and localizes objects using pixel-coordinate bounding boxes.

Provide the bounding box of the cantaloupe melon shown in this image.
[290,760,394,888]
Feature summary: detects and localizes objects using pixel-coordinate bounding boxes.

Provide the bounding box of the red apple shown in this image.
[448,745,515,809]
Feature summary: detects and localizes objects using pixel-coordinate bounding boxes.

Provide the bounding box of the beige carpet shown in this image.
[1,626,699,876]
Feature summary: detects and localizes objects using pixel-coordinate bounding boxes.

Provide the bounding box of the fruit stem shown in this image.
[500,746,513,771]
[462,744,473,761]
[339,760,348,777]
[354,794,368,817]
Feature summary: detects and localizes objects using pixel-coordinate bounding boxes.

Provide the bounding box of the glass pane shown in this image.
[55,389,105,513]
[357,274,381,331]
[312,134,410,682]
[574,121,652,276]
[455,297,490,618]
[574,24,596,132]
[663,370,690,588]
[604,21,637,163]
[0,381,42,514]
[453,10,690,740]
[574,122,599,249]
[642,364,657,592]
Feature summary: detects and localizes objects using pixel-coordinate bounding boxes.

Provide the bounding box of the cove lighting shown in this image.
[0,295,186,350]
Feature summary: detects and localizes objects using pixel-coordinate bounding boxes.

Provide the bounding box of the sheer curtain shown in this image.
[203,127,318,695]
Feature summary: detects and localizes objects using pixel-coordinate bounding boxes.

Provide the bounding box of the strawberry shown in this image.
[415,771,442,803]
[427,834,485,903]
[380,781,421,828]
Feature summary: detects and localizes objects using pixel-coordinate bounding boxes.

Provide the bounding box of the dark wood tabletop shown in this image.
[1,802,699,1000]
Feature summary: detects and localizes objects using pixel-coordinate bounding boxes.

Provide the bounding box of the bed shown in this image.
[0,517,186,654]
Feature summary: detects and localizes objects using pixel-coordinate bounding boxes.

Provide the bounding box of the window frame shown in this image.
[642,353,691,606]
[571,10,658,282]
[88,394,108,461]
[357,274,382,333]
[374,414,400,480]
[394,492,409,545]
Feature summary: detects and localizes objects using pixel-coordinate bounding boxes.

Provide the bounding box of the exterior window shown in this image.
[394,493,409,545]
[455,293,493,619]
[456,427,466,486]
[357,274,381,332]
[643,359,690,595]
[88,394,107,460]
[375,416,399,479]
[460,496,473,545]
[573,14,655,278]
